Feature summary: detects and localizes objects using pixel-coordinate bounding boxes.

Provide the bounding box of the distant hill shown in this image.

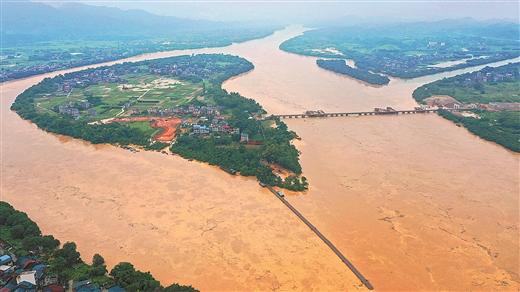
[1,1,277,45]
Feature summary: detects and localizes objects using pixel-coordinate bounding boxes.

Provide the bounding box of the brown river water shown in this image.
[1,26,519,291]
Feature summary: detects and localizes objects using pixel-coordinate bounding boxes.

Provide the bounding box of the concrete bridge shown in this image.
[273,108,468,119]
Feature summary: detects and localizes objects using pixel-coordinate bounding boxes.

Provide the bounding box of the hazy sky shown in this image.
[43,0,520,24]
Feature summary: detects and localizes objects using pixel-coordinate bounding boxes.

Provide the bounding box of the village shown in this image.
[45,63,258,144]
[0,240,126,292]
[415,62,520,116]
[1,241,64,292]
[0,47,136,83]
[109,104,249,144]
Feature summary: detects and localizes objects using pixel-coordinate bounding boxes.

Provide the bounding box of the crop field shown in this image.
[35,74,203,121]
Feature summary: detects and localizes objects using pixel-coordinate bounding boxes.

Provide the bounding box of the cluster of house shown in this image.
[60,70,122,92]
[375,52,462,74]
[427,41,447,48]
[424,100,520,112]
[0,242,125,292]
[1,51,131,82]
[0,63,67,82]
[461,69,518,85]
[0,243,64,292]
[57,101,96,119]
[145,105,220,117]
[439,102,478,110]
[141,105,242,137]
[483,102,520,111]
[186,120,240,136]
[149,64,208,80]
[148,60,223,81]
[72,280,124,292]
[1,41,219,82]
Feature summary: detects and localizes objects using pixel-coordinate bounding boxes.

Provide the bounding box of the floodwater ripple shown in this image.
[1,26,519,291]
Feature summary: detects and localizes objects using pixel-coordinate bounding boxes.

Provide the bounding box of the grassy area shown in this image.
[127,121,159,137]
[415,79,520,104]
[35,74,203,121]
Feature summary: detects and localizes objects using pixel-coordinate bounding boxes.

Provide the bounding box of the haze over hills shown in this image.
[305,18,520,41]
[1,1,279,45]
[0,1,281,81]
[48,0,519,23]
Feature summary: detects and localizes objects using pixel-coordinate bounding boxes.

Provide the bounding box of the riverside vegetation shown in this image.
[11,54,308,191]
[316,59,389,85]
[413,63,520,152]
[281,20,519,83]
[0,201,197,291]
[1,1,279,82]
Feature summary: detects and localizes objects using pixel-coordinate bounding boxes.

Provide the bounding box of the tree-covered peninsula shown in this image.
[11,54,308,191]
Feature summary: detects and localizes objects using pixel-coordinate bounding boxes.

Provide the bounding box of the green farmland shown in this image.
[34,74,203,121]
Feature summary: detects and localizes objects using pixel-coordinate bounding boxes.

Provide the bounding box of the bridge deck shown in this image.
[273,109,445,119]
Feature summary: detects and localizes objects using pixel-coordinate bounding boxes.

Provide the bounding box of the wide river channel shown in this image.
[1,26,518,291]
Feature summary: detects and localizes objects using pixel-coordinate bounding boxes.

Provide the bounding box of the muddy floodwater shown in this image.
[1,26,519,291]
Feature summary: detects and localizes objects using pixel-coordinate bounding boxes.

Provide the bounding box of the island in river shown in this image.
[2,25,519,291]
[11,54,307,191]
[316,59,390,85]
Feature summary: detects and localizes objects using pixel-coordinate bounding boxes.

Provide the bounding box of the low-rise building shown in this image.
[16,271,36,286]
[240,132,249,143]
[193,124,210,134]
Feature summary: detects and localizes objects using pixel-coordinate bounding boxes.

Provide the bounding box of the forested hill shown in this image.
[1,1,279,45]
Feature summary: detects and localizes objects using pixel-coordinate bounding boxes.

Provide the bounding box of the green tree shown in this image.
[55,242,81,267]
[10,224,25,239]
[163,283,199,292]
[110,262,161,292]
[90,254,108,277]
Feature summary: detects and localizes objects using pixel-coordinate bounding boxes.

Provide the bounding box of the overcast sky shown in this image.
[42,0,520,24]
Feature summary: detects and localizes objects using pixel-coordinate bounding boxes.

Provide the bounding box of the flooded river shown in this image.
[1,26,519,291]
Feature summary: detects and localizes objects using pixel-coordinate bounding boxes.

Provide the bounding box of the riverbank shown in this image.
[1,27,365,291]
[222,26,520,290]
[2,26,519,291]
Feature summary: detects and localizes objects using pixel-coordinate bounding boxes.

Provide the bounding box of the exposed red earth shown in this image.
[112,116,182,142]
